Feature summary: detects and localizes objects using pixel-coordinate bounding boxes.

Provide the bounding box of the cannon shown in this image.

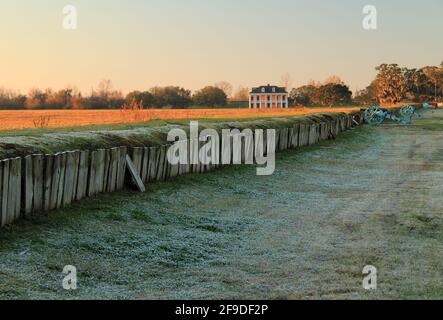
[364,103,436,126]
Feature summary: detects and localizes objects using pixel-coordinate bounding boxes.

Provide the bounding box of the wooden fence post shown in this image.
[130,147,143,177]
[63,151,77,207]
[95,149,106,194]
[32,155,44,212]
[116,147,127,190]
[43,154,54,212]
[147,147,158,183]
[308,124,318,146]
[107,148,119,192]
[24,155,34,217]
[155,146,165,181]
[76,150,89,200]
[1,160,9,227]
[56,153,67,209]
[141,147,150,183]
[88,151,97,197]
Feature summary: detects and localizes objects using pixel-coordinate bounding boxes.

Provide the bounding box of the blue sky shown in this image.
[1,0,442,94]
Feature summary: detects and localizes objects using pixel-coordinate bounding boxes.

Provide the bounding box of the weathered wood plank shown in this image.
[147,147,158,182]
[117,147,127,190]
[299,124,309,147]
[88,151,97,197]
[275,129,280,152]
[7,159,17,223]
[56,153,67,209]
[24,155,34,217]
[43,154,54,212]
[1,160,9,227]
[126,154,146,192]
[279,128,288,151]
[169,144,180,179]
[340,117,346,131]
[291,124,300,148]
[49,153,61,210]
[0,161,3,228]
[141,147,150,183]
[163,145,171,179]
[308,124,318,146]
[102,149,111,192]
[62,152,76,207]
[71,151,80,202]
[32,155,44,212]
[95,149,106,194]
[288,128,294,149]
[108,148,119,192]
[76,150,89,200]
[130,147,143,177]
[14,158,22,220]
[0,162,3,226]
[321,123,328,140]
[156,146,165,181]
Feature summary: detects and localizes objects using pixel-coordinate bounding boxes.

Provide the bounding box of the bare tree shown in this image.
[231,86,249,102]
[214,81,233,99]
[96,79,114,99]
[280,73,293,90]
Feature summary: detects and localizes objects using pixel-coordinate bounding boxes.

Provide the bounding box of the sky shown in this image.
[1,0,442,95]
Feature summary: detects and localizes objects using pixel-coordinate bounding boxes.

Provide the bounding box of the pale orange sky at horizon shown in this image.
[1,0,442,95]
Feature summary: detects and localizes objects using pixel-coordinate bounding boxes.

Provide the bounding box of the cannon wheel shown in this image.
[400,106,415,118]
[364,106,386,126]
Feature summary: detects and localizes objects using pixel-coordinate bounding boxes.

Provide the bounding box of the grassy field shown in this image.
[0,107,361,131]
[0,110,441,300]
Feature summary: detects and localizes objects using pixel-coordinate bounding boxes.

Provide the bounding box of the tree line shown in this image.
[354,62,443,105]
[289,61,443,107]
[289,76,353,107]
[0,80,249,110]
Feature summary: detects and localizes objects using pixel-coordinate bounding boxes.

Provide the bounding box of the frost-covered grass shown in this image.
[0,111,442,300]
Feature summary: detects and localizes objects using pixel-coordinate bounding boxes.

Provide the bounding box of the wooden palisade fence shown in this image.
[0,113,364,228]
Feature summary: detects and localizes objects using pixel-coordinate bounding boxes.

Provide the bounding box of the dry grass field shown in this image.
[0,107,362,131]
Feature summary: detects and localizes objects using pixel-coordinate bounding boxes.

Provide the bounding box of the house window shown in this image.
[261,88,265,93]
[272,87,276,93]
